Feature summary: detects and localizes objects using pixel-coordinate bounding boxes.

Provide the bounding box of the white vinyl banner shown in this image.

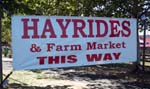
[12,16,137,70]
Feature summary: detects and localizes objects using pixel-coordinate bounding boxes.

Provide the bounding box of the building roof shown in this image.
[139,35,150,48]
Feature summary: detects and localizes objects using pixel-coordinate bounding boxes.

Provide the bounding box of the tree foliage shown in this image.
[0,0,147,45]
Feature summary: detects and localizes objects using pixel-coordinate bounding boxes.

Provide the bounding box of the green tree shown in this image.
[0,0,147,72]
[0,0,146,44]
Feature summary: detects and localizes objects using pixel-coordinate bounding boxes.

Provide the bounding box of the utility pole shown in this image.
[142,16,146,71]
[0,0,12,88]
[0,12,3,89]
[141,0,150,71]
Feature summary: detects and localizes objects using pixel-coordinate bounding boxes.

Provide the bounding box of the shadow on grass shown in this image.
[122,81,150,89]
[7,83,71,89]
[6,64,150,89]
[61,64,134,80]
[61,64,150,89]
